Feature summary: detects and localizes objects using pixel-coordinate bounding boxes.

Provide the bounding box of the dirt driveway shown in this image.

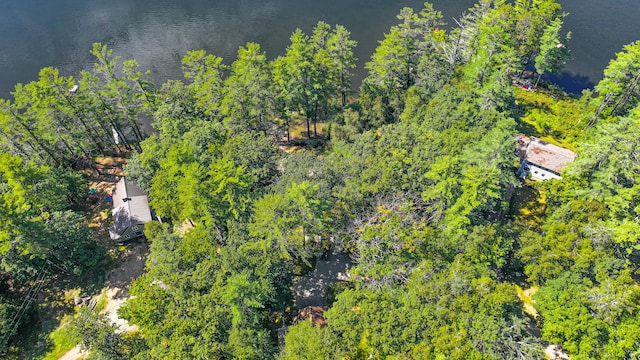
[58,243,148,360]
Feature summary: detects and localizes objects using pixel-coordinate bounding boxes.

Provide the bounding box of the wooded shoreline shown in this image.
[2,1,640,359]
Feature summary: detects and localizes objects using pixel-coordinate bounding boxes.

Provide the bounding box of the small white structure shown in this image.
[112,126,120,145]
[109,177,152,242]
[517,136,576,181]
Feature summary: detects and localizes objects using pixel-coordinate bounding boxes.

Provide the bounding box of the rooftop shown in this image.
[112,177,148,209]
[110,177,152,239]
[524,137,576,174]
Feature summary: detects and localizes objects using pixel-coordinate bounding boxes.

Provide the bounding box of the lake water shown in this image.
[1,0,639,97]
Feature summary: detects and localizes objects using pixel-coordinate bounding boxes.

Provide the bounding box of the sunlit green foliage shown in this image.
[590,40,640,125]
[3,1,640,359]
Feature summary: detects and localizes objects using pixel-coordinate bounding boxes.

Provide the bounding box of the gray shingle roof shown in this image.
[110,177,152,239]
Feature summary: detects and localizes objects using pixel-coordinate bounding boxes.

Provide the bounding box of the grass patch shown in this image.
[41,314,81,360]
[290,121,326,139]
[289,120,311,139]
[9,258,109,359]
[40,290,108,360]
[94,289,109,312]
[515,86,589,151]
[508,186,547,226]
[8,275,106,359]
[286,117,327,140]
[516,285,539,319]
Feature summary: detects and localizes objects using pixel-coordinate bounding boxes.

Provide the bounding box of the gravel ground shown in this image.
[292,248,352,309]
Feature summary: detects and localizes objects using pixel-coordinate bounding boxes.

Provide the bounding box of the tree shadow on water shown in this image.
[546,71,595,95]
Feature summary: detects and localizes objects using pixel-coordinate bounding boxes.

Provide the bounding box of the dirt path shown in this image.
[292,248,352,309]
[58,243,148,360]
[58,346,87,360]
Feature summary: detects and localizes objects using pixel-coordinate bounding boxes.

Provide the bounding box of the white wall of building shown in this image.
[519,161,562,181]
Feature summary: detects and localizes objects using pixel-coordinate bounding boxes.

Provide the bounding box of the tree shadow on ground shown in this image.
[292,249,353,310]
[514,116,541,138]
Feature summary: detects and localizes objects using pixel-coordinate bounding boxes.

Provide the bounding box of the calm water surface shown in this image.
[1,0,639,97]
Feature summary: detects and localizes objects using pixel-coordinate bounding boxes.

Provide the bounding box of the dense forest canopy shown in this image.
[1,0,640,359]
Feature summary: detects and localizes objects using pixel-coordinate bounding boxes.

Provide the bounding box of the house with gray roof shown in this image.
[517,136,577,181]
[109,177,152,242]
